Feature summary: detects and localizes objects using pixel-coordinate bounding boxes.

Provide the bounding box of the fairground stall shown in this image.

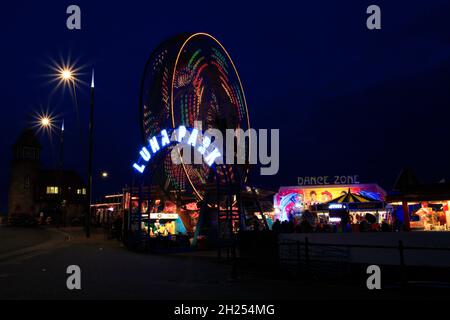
[387,184,450,231]
[123,186,192,238]
[90,194,124,227]
[273,179,387,231]
[123,184,274,247]
[385,169,450,231]
[316,189,389,232]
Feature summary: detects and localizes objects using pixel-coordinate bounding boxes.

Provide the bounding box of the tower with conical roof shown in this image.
[8,128,41,219]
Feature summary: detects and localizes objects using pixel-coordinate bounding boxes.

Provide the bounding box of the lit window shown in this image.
[46,186,59,194]
[82,188,87,195]
[77,189,81,194]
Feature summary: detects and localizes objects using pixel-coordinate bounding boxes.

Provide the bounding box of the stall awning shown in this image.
[327,189,374,204]
[325,189,385,211]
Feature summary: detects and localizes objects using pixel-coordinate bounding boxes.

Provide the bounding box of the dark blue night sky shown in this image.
[1,1,450,211]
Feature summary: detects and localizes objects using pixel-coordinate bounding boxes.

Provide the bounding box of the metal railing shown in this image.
[279,237,450,287]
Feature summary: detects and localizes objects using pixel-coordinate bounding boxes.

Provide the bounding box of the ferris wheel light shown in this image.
[139,33,249,203]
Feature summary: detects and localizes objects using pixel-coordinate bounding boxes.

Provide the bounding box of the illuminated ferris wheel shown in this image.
[139,32,251,202]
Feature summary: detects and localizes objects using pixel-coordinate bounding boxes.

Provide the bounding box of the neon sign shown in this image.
[133,126,222,174]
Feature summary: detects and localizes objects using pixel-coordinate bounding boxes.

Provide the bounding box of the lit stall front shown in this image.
[142,213,179,237]
[90,194,124,226]
[123,185,275,241]
[318,190,389,231]
[123,187,192,237]
[387,183,450,231]
[273,181,387,225]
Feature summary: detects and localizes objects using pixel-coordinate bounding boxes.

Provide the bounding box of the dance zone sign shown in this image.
[297,175,361,186]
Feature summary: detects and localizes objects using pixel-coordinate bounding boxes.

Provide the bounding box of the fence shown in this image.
[278,237,450,287]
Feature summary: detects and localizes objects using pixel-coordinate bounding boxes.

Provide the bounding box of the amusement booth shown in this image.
[273,180,388,231]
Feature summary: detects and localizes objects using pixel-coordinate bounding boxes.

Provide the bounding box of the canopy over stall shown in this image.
[315,189,385,211]
[327,189,385,210]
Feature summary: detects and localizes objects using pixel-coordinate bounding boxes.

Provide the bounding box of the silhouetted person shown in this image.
[299,217,313,233]
[272,220,281,234]
[341,212,351,233]
[359,218,370,232]
[381,220,391,232]
[288,220,295,233]
[281,221,289,233]
[252,218,260,231]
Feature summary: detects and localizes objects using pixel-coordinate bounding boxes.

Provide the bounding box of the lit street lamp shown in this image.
[34,112,56,136]
[41,117,51,127]
[61,69,74,82]
[53,63,78,87]
[58,67,78,101]
[49,60,82,122]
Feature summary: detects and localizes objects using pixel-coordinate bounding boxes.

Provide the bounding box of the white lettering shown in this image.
[160,129,170,147]
[149,136,160,153]
[139,147,151,162]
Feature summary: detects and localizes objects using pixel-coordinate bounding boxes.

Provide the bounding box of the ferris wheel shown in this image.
[139,32,251,202]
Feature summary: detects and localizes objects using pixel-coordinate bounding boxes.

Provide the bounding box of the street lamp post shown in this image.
[54,67,72,229]
[60,120,64,171]
[50,62,95,237]
[60,120,65,226]
[86,70,95,238]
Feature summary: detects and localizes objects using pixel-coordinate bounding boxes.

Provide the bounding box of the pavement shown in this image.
[0,227,54,255]
[0,227,449,300]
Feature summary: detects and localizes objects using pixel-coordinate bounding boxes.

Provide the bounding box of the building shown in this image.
[91,193,123,226]
[8,128,87,225]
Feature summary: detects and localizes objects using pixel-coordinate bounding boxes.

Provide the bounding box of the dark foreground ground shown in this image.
[0,226,449,300]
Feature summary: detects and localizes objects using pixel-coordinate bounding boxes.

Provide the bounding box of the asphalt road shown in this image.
[0,227,448,300]
[0,227,304,300]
